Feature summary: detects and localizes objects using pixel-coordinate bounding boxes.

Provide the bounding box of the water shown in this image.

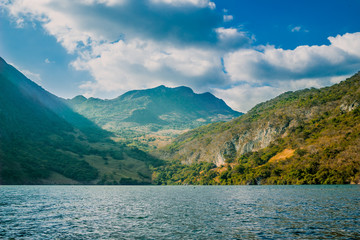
[0,185,359,239]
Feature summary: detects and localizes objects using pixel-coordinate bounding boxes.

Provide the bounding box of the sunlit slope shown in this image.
[154,72,360,185]
[67,85,241,149]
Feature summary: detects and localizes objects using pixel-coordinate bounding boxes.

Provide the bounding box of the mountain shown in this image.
[0,57,162,184]
[67,85,241,149]
[154,72,360,185]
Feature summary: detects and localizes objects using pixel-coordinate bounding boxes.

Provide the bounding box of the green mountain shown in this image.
[0,57,162,185]
[154,72,360,185]
[67,85,241,149]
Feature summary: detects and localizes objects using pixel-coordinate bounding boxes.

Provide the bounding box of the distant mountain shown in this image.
[67,85,241,149]
[0,57,161,184]
[154,72,360,185]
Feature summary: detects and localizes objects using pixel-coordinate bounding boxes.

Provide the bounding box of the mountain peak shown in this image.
[173,86,194,94]
[73,95,87,100]
[67,84,242,148]
[151,85,194,94]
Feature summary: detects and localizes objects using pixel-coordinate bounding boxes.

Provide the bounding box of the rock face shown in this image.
[340,100,359,113]
[167,119,294,166]
[160,72,360,166]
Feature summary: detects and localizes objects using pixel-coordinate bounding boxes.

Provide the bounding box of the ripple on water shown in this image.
[0,185,359,239]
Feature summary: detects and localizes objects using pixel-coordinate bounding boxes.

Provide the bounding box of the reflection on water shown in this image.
[0,185,359,239]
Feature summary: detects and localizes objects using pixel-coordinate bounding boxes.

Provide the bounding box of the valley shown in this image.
[66,85,241,150]
[1,56,359,185]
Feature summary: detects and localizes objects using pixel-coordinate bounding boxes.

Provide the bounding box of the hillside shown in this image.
[154,72,360,185]
[66,85,241,149]
[0,57,162,185]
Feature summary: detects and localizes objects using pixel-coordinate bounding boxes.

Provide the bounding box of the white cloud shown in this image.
[291,26,301,32]
[2,1,360,112]
[1,0,229,90]
[151,0,215,8]
[44,58,54,64]
[213,85,282,112]
[208,1,216,9]
[211,72,354,112]
[219,32,360,111]
[22,69,42,84]
[224,32,360,84]
[15,17,25,28]
[223,15,233,22]
[1,0,222,52]
[289,25,308,33]
[1,0,245,96]
[72,38,224,94]
[329,32,360,57]
[215,27,252,49]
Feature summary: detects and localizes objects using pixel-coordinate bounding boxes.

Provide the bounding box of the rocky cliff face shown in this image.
[217,123,288,166]
[160,72,360,167]
[154,72,360,185]
[166,118,294,166]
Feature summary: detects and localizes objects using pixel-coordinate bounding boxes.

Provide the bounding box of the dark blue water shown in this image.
[0,185,359,239]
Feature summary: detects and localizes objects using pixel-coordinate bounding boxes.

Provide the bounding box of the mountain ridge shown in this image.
[0,57,162,184]
[66,84,242,149]
[2,55,359,185]
[154,72,360,185]
[69,85,238,115]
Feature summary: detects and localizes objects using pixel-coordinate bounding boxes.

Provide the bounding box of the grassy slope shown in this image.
[153,72,360,185]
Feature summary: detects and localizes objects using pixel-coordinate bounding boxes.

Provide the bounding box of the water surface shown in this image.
[1,185,359,239]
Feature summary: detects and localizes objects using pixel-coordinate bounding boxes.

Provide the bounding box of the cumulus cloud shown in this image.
[72,38,226,94]
[212,73,352,112]
[3,0,223,50]
[215,27,252,49]
[219,32,360,111]
[213,85,283,113]
[224,33,360,84]
[1,0,360,112]
[1,0,250,97]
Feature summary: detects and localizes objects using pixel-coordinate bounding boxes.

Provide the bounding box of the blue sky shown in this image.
[1,0,360,112]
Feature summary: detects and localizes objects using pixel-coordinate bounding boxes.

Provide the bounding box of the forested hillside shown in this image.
[67,85,241,150]
[154,73,360,185]
[0,57,162,184]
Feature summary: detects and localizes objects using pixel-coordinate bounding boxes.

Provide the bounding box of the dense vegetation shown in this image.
[0,57,162,185]
[2,55,360,185]
[153,72,360,185]
[67,85,241,150]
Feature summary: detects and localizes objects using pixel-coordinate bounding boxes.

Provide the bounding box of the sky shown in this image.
[1,0,360,112]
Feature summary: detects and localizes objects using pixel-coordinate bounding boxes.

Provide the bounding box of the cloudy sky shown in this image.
[1,0,360,112]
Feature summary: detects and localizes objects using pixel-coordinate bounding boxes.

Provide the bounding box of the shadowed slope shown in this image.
[0,57,162,184]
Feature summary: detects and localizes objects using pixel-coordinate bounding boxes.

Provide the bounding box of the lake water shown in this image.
[0,185,359,239]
